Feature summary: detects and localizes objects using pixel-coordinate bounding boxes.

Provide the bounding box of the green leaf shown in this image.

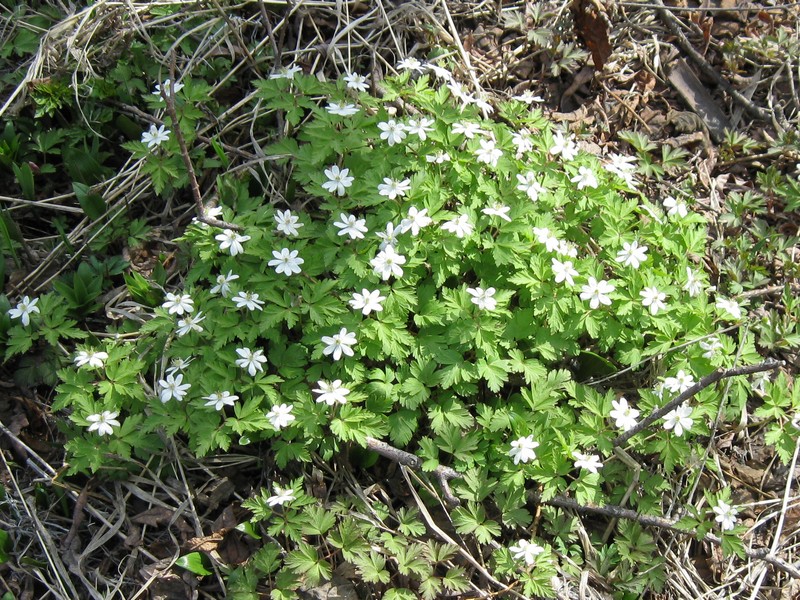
[451,502,501,544]
[476,357,509,392]
[0,529,10,564]
[354,552,391,584]
[330,406,388,445]
[12,162,34,200]
[176,552,212,576]
[301,505,336,536]
[72,182,106,220]
[284,542,332,586]
[383,589,416,600]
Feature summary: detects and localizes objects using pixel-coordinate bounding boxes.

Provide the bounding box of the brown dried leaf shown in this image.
[131,507,175,527]
[184,530,226,553]
[570,0,612,70]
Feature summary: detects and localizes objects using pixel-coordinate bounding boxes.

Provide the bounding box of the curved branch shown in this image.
[613,359,783,448]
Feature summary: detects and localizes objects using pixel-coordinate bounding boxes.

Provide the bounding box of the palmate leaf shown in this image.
[354,551,391,584]
[476,356,509,392]
[387,409,417,446]
[328,520,371,562]
[284,542,331,586]
[428,397,473,434]
[393,542,431,578]
[451,502,501,544]
[330,405,388,445]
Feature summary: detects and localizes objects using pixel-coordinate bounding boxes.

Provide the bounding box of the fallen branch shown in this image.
[364,389,800,580]
[613,359,784,447]
[534,493,800,580]
[652,0,780,129]
[364,436,461,506]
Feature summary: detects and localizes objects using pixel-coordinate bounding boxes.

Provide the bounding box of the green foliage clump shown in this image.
[3,63,798,597]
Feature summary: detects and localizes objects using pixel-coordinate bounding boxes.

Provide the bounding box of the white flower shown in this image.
[557,240,578,258]
[616,240,648,269]
[481,205,511,222]
[378,120,407,146]
[533,227,559,252]
[516,172,546,202]
[509,435,539,464]
[424,62,452,80]
[166,356,193,375]
[712,500,739,531]
[141,124,170,149]
[451,121,482,138]
[8,295,40,327]
[232,291,265,311]
[441,214,473,238]
[604,153,637,188]
[511,129,534,154]
[571,166,599,190]
[326,102,359,116]
[153,79,184,96]
[274,210,304,236]
[466,287,497,310]
[472,95,494,114]
[425,151,450,163]
[204,390,239,411]
[606,152,637,173]
[580,277,615,309]
[203,205,224,220]
[268,248,304,276]
[397,57,424,72]
[664,369,695,394]
[269,64,303,79]
[215,229,251,256]
[210,271,239,297]
[74,350,109,369]
[402,207,432,236]
[640,287,667,315]
[349,289,386,315]
[321,328,357,361]
[405,118,434,140]
[162,292,194,316]
[376,222,401,250]
[343,72,369,92]
[322,165,354,196]
[235,347,267,376]
[716,297,743,320]
[610,397,639,431]
[550,130,578,160]
[751,371,770,395]
[664,196,688,218]
[509,539,545,566]
[573,452,603,474]
[474,138,503,167]
[333,213,368,240]
[267,486,295,507]
[447,80,469,102]
[377,178,411,200]
[267,403,296,429]
[684,267,702,297]
[176,311,205,336]
[86,411,121,436]
[512,90,544,104]
[551,258,578,286]
[663,403,694,437]
[700,337,723,359]
[313,380,351,405]
[158,373,191,402]
[371,246,407,280]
